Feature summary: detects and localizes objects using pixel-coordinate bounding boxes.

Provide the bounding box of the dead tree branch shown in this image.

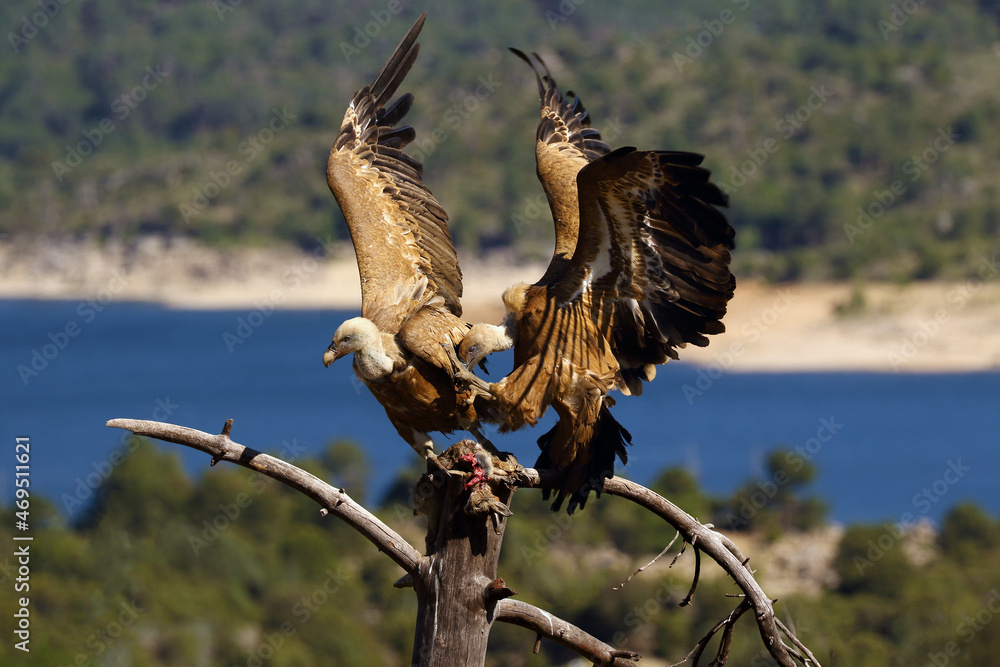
[514,468,821,667]
[106,418,423,576]
[495,599,640,667]
[107,419,819,666]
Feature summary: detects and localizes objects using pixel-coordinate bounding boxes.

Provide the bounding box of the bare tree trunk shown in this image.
[410,472,514,667]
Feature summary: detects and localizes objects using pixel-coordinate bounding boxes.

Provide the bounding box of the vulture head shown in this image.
[323,317,393,378]
[459,320,515,371]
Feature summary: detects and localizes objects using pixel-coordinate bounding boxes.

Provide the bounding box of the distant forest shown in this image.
[3,0,1000,281]
[3,438,1000,665]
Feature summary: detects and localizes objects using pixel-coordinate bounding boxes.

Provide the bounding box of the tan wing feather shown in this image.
[327,13,463,333]
[510,50,610,284]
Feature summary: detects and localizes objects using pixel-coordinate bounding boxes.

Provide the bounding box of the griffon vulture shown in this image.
[461,52,736,512]
[322,13,491,462]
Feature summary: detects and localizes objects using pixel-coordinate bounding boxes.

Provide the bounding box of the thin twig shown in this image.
[712,600,749,665]
[614,529,681,590]
[668,600,751,667]
[776,617,823,666]
[669,539,688,568]
[680,547,701,607]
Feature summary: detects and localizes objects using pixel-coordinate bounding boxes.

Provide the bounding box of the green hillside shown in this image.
[4,439,1000,665]
[3,0,999,281]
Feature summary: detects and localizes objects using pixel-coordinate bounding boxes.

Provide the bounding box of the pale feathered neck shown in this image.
[336,318,398,380]
[353,338,395,380]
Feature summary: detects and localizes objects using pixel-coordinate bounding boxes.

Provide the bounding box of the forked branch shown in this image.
[514,469,821,667]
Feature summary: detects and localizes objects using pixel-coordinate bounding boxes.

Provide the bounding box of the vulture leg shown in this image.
[392,422,439,462]
[390,422,469,478]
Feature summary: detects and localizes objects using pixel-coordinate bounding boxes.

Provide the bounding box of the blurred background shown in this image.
[2,0,1000,665]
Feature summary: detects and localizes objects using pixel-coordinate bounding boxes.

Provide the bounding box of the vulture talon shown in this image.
[442,342,494,400]
[455,368,494,401]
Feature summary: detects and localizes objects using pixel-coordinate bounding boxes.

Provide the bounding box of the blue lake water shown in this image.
[2,298,998,524]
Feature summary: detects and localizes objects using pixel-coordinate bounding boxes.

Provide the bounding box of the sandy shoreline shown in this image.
[3,238,999,372]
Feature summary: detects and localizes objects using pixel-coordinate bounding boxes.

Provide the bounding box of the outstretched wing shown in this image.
[510,49,610,284]
[553,147,736,393]
[327,12,463,332]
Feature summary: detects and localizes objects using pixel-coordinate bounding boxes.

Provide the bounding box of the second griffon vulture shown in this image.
[322,13,491,462]
[461,52,736,512]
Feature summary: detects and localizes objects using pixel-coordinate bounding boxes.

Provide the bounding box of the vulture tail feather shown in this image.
[536,405,631,514]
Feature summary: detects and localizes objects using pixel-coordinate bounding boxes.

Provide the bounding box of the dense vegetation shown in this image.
[3,0,999,281]
[3,438,1000,665]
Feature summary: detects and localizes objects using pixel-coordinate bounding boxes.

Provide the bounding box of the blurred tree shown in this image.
[713,448,828,537]
[834,524,915,597]
[939,501,1000,562]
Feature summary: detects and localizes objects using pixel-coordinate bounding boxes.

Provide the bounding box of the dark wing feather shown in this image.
[327,13,464,332]
[556,148,735,392]
[510,49,610,284]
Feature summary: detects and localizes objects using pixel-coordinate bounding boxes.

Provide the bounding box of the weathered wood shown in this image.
[513,468,820,667]
[107,419,822,667]
[410,469,513,667]
[495,599,640,666]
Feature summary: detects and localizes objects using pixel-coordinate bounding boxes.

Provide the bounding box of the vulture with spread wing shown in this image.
[322,13,491,462]
[462,52,736,512]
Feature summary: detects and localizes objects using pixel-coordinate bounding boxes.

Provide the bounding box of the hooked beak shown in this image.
[323,344,347,367]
